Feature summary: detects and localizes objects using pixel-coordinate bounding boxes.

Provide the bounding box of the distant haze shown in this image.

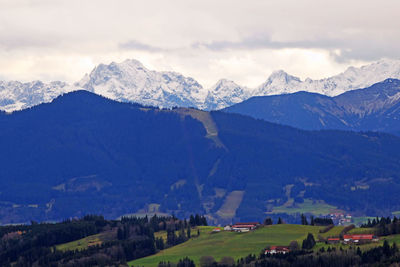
[0,0,399,87]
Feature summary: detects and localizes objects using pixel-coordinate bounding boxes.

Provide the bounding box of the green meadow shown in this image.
[267,199,338,216]
[56,233,105,252]
[54,223,400,267]
[129,224,324,267]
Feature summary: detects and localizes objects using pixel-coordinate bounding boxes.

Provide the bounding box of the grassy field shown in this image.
[129,224,324,267]
[57,228,185,252]
[267,199,338,216]
[56,231,114,251]
[348,227,376,234]
[319,226,344,238]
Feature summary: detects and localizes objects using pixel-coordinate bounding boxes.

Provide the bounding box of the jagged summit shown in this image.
[0,80,75,112]
[77,59,205,109]
[1,58,400,112]
[254,70,302,96]
[204,79,249,110]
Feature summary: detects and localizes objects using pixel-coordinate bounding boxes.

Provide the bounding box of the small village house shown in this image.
[342,234,378,244]
[265,246,290,255]
[230,222,260,232]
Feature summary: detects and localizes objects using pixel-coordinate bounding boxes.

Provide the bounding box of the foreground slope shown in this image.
[1,91,400,223]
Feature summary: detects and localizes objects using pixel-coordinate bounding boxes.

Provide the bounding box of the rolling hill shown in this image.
[1,91,400,224]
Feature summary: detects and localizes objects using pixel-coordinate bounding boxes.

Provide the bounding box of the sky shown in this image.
[0,0,399,88]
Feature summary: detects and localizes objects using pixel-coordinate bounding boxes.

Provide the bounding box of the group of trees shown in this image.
[301,233,316,249]
[158,257,195,267]
[361,216,400,236]
[300,214,333,226]
[159,255,236,267]
[263,217,283,225]
[0,213,208,266]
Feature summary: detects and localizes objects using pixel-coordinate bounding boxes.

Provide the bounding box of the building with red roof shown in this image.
[343,234,378,243]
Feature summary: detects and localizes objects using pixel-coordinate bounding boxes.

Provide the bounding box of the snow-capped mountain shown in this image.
[76,59,205,109]
[0,80,74,112]
[1,58,400,112]
[204,79,249,110]
[253,70,302,96]
[255,59,400,97]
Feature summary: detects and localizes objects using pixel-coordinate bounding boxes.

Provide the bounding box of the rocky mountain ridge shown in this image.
[1,59,400,112]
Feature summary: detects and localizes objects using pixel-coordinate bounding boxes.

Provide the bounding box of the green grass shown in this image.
[267,199,337,216]
[56,229,117,252]
[56,233,104,251]
[319,226,344,238]
[348,227,375,234]
[154,228,199,242]
[129,224,324,267]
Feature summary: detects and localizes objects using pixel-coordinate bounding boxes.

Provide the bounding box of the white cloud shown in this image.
[0,0,398,88]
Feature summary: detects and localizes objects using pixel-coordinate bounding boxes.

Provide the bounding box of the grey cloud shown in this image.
[193,34,400,63]
[119,40,164,52]
[0,35,60,51]
[192,35,340,50]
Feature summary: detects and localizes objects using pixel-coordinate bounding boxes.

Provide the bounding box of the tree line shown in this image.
[361,216,400,236]
[0,213,208,266]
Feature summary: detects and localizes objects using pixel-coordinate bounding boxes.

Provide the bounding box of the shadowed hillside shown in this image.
[224,79,400,135]
[1,91,400,224]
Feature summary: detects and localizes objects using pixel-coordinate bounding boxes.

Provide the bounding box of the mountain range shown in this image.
[2,91,400,224]
[1,59,400,112]
[225,78,400,135]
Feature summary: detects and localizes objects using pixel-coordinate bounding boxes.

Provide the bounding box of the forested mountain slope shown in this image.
[1,91,400,224]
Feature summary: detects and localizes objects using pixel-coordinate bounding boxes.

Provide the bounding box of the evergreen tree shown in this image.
[189,215,195,227]
[156,237,164,250]
[264,217,273,225]
[302,233,316,249]
[392,242,398,255]
[178,228,187,243]
[167,229,177,246]
[301,214,308,225]
[117,228,124,240]
[177,257,195,267]
[383,240,391,257]
[195,214,201,226]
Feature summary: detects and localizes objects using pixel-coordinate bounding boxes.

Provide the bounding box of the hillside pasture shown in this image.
[130,224,324,266]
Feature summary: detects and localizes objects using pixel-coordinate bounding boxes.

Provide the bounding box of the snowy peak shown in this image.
[0,80,75,112]
[268,70,301,83]
[254,70,302,96]
[254,59,400,97]
[77,59,205,108]
[204,79,249,110]
[2,58,400,112]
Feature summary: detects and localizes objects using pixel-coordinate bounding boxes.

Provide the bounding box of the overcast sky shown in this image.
[0,0,399,87]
